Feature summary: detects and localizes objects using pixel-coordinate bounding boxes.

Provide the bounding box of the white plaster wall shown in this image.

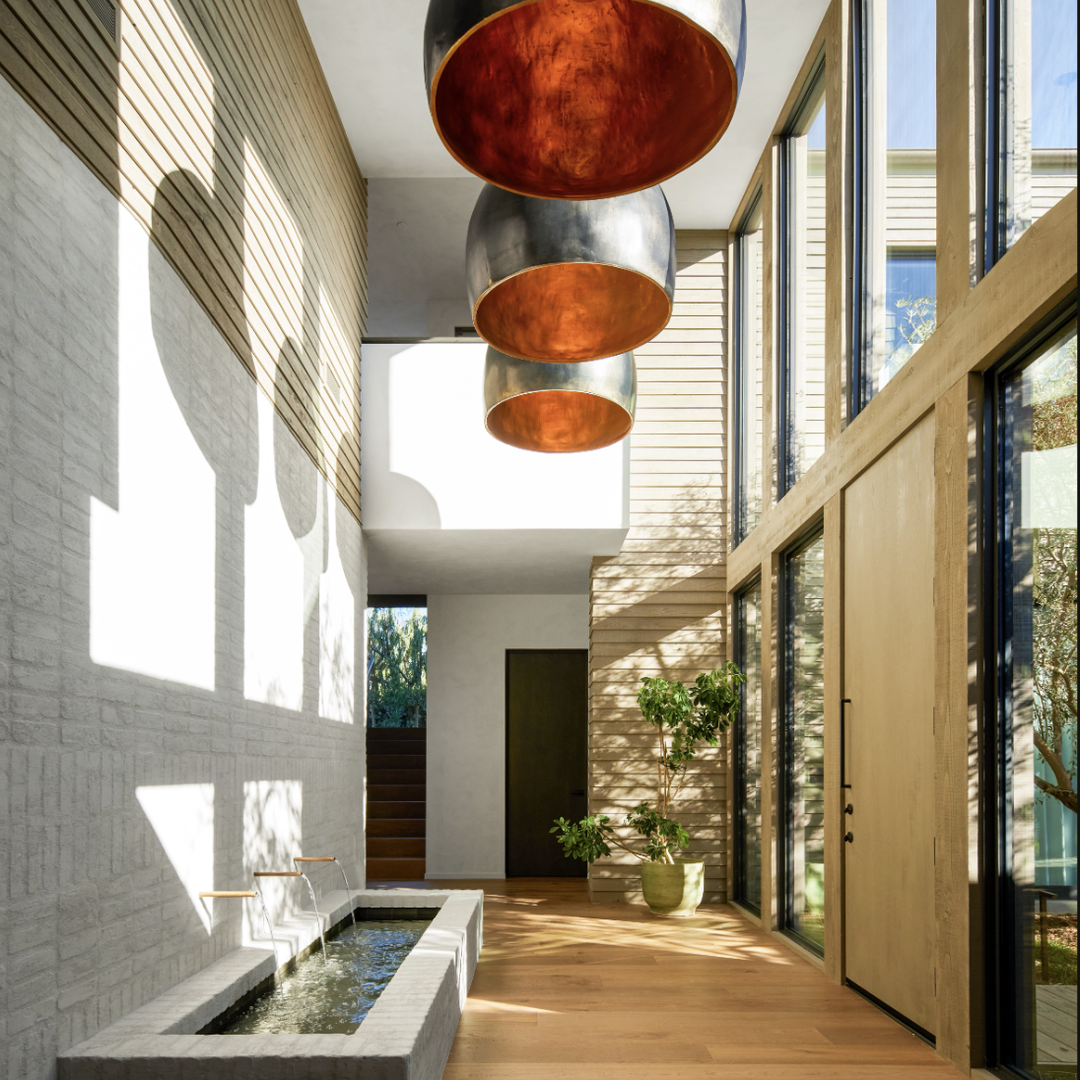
[425,594,589,878]
[361,342,629,532]
[0,77,366,1080]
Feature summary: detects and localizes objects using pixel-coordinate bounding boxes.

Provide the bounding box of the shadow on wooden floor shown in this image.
[373,878,968,1078]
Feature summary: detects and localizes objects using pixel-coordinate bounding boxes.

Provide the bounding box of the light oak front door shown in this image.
[842,413,936,1035]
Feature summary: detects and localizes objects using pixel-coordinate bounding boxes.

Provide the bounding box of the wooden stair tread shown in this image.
[366,729,427,884]
[368,818,427,837]
[366,837,425,858]
[367,857,426,880]
[368,800,426,818]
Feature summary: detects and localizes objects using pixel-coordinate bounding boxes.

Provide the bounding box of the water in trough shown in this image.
[211,919,430,1035]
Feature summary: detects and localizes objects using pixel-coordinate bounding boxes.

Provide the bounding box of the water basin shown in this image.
[59,888,484,1080]
[208,918,430,1035]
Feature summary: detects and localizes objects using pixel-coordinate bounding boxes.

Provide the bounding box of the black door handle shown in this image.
[844,832,854,843]
[840,698,852,790]
[570,789,585,797]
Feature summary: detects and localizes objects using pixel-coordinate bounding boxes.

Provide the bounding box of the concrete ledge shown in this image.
[58,889,483,1080]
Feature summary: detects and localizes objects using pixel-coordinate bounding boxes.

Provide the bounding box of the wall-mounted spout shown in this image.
[198,890,279,960]
[294,856,356,925]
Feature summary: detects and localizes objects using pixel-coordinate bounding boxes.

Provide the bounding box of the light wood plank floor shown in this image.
[411,878,967,1080]
[1037,984,1078,1064]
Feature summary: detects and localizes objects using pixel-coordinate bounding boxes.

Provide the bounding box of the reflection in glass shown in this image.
[859,0,938,405]
[782,77,827,488]
[735,582,763,913]
[998,0,1078,253]
[883,248,936,382]
[784,533,826,953]
[1002,324,1077,1078]
[735,198,765,540]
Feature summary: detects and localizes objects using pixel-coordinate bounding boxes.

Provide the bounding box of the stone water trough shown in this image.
[58,888,483,1080]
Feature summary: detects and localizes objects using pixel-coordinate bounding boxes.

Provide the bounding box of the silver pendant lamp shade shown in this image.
[424,0,746,200]
[468,183,676,364]
[484,347,636,453]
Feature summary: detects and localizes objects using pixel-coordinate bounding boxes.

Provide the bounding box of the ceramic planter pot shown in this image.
[640,858,705,917]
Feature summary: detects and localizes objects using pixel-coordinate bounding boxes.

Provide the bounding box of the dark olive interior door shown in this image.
[506,649,588,877]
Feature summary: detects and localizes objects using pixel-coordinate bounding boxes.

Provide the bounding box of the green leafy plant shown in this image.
[551,664,745,865]
[366,607,427,727]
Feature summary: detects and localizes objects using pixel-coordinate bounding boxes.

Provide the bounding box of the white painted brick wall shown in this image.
[0,75,367,1080]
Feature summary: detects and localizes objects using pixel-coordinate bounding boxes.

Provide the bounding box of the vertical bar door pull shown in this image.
[840,698,852,790]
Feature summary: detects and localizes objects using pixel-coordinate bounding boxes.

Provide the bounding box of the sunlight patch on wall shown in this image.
[117,1,215,197]
[136,783,215,933]
[89,210,216,689]
[386,343,626,529]
[320,493,355,722]
[243,138,303,384]
[242,780,303,944]
[244,394,305,709]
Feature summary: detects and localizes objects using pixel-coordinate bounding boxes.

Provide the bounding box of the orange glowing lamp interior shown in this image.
[488,389,633,452]
[476,263,670,362]
[433,0,736,199]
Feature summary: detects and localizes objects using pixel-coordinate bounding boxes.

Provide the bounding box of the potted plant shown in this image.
[551,663,745,917]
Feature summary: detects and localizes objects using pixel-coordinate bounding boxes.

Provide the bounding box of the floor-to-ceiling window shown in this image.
[735,193,765,540]
[782,531,826,953]
[779,62,827,491]
[987,0,1078,266]
[994,314,1077,1078]
[852,0,937,411]
[735,580,764,913]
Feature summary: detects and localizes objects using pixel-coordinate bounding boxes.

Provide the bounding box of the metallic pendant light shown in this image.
[425,0,746,200]
[484,347,636,453]
[468,184,675,364]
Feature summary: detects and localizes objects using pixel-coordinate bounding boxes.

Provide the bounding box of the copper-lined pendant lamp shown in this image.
[468,184,675,363]
[424,0,746,200]
[484,347,636,452]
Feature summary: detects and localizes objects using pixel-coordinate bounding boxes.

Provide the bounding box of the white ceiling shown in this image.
[297,0,830,228]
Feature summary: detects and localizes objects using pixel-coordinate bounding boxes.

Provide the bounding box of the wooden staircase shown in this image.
[366,727,426,880]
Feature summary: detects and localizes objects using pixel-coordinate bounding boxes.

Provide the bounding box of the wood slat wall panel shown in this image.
[589,230,729,906]
[0,0,366,521]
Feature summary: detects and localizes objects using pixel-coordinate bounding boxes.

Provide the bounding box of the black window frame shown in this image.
[779,523,827,956]
[733,578,763,915]
[983,299,1078,1075]
[984,0,1008,273]
[849,0,873,420]
[733,189,764,546]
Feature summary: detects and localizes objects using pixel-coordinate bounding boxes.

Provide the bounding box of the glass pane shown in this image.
[864,0,938,402]
[788,83,827,485]
[366,606,428,727]
[1004,323,1077,1077]
[882,248,937,383]
[1003,0,1078,250]
[785,533,826,952]
[737,201,765,539]
[736,583,763,912]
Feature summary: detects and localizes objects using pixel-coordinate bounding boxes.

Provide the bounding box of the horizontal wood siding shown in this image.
[0,0,366,521]
[589,230,729,904]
